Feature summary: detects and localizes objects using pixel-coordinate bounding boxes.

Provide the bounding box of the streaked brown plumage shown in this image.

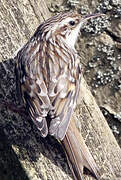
[15,11,102,179]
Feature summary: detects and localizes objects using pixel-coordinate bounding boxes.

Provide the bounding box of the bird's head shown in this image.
[40,11,104,48]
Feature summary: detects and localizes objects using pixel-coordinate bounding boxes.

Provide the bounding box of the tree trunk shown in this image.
[0,0,121,180]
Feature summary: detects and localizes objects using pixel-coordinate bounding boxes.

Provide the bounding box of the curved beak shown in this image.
[80,13,105,28]
[83,13,105,20]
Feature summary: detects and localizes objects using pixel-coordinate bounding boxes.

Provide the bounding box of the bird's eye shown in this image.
[69,20,75,26]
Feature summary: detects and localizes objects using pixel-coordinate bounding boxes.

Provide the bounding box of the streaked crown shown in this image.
[34,11,104,49]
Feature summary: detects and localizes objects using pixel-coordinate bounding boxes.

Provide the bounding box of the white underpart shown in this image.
[66,27,79,48]
[65,21,85,49]
[45,17,85,48]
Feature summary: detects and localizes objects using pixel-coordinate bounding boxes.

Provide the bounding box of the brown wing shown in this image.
[16,36,81,140]
[48,77,80,140]
[15,39,51,137]
[47,49,81,140]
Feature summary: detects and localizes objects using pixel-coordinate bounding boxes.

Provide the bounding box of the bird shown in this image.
[15,11,103,180]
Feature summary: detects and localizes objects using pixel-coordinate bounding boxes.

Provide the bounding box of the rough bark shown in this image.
[0,0,121,180]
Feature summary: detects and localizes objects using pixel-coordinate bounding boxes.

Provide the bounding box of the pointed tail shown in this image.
[61,115,100,180]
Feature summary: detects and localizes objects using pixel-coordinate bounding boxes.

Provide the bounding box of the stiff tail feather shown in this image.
[61,115,100,180]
